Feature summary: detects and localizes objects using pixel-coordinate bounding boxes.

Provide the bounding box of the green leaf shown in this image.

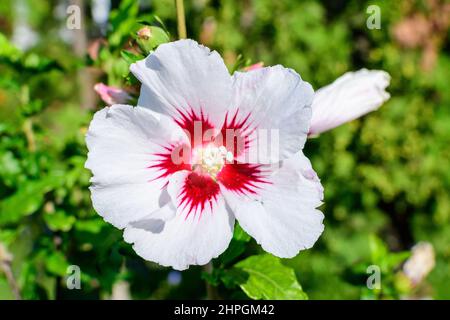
[44,210,76,232]
[369,234,389,265]
[45,251,70,276]
[219,223,251,265]
[385,252,410,269]
[233,223,251,242]
[229,54,250,73]
[120,50,143,65]
[110,0,139,30]
[201,268,222,286]
[136,26,170,53]
[21,53,63,72]
[0,33,21,60]
[20,99,45,117]
[0,151,21,187]
[108,0,140,48]
[0,174,64,225]
[74,219,105,234]
[235,254,308,300]
[219,268,249,289]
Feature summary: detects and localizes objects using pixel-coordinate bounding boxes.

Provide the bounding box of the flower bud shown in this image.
[403,242,435,286]
[94,83,132,105]
[137,26,152,40]
[243,62,264,72]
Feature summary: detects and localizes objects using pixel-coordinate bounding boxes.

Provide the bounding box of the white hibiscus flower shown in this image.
[85,39,324,270]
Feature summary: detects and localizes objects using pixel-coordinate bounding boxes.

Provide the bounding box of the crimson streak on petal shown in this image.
[148,143,190,183]
[220,110,253,157]
[148,108,268,219]
[217,163,269,195]
[178,172,220,218]
[174,108,215,148]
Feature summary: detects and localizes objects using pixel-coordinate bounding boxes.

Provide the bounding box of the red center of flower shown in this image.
[150,108,268,217]
[178,172,220,218]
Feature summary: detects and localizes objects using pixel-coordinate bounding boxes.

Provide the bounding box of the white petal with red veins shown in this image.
[130,39,232,131]
[309,69,391,135]
[85,104,189,229]
[229,66,314,164]
[221,152,324,258]
[123,170,234,270]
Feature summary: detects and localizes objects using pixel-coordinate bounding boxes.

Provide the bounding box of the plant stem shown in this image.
[23,118,36,152]
[0,244,22,300]
[72,0,96,109]
[204,262,220,299]
[175,0,187,39]
[20,85,36,152]
[0,261,22,300]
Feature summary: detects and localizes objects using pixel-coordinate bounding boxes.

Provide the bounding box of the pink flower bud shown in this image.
[94,83,132,105]
[243,62,264,72]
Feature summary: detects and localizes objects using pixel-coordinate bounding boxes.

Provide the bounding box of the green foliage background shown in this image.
[0,0,449,299]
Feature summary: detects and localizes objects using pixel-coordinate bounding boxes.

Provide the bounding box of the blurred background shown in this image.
[0,0,449,300]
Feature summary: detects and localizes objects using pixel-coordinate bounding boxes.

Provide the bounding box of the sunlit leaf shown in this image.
[45,251,70,276]
[235,254,308,300]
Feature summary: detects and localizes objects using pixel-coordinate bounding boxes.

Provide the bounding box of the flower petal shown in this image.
[85,104,189,229]
[221,152,324,258]
[123,170,234,270]
[228,66,314,164]
[309,69,391,135]
[130,39,232,132]
[217,163,269,196]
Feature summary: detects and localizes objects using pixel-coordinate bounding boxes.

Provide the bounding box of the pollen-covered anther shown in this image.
[191,145,233,179]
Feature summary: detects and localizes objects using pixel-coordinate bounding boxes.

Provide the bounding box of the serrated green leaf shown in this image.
[235,254,308,300]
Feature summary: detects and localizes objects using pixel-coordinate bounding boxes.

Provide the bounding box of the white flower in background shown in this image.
[12,0,38,51]
[91,0,111,35]
[403,242,435,286]
[309,69,391,136]
[85,39,324,270]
